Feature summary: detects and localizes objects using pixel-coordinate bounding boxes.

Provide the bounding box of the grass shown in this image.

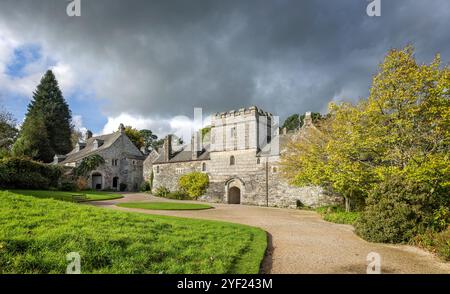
[0,191,267,274]
[412,227,450,261]
[316,206,361,225]
[8,189,123,202]
[117,202,213,210]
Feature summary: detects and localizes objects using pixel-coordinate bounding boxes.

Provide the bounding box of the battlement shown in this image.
[213,106,273,119]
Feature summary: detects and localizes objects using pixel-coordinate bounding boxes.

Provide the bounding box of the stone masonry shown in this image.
[150,106,342,208]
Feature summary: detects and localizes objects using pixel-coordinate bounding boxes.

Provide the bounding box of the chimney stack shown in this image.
[86,130,93,139]
[164,135,172,162]
[191,132,201,160]
[119,123,125,134]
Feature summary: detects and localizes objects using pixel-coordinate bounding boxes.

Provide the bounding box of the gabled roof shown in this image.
[153,144,210,164]
[60,132,122,164]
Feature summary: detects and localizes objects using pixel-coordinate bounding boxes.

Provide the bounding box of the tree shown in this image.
[125,126,145,150]
[139,129,158,151]
[0,106,18,152]
[178,171,209,199]
[281,46,450,214]
[282,113,323,131]
[12,114,54,162]
[74,154,105,177]
[13,70,73,162]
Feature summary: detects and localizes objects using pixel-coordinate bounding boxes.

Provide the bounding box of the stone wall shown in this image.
[85,135,144,192]
[152,160,206,192]
[153,152,342,208]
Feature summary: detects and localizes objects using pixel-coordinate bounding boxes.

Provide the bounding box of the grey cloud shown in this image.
[0,0,449,124]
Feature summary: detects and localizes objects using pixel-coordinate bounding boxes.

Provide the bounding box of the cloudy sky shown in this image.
[0,0,449,138]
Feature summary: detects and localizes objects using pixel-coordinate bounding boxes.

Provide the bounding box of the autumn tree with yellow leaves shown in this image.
[282,46,449,242]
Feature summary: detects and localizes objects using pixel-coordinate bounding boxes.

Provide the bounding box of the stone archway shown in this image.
[91,172,103,190]
[225,178,244,205]
[228,187,241,204]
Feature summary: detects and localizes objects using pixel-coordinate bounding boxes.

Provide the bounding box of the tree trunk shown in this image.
[345,197,350,212]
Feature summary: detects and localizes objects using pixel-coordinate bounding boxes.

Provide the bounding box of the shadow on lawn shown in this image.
[260,232,274,274]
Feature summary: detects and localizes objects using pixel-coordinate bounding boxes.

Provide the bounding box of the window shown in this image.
[231,127,237,138]
[112,159,119,166]
[156,166,160,173]
[230,155,235,166]
[257,158,261,164]
[202,162,206,172]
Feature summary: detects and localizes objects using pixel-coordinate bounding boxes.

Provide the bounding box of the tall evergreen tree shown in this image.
[13,70,72,162]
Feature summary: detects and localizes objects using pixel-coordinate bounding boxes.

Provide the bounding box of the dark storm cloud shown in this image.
[0,0,449,123]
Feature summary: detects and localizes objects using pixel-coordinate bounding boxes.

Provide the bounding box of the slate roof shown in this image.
[60,132,122,164]
[153,144,211,164]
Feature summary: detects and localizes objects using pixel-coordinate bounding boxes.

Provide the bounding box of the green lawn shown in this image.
[8,189,123,202]
[117,202,213,210]
[0,191,267,274]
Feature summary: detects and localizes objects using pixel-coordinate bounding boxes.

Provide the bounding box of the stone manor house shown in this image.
[148,106,341,208]
[53,106,340,208]
[54,124,144,192]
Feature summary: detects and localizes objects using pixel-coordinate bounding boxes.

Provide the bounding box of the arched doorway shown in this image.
[112,177,119,190]
[92,172,103,190]
[228,187,241,204]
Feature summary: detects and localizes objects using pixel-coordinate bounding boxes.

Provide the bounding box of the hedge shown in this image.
[0,157,62,190]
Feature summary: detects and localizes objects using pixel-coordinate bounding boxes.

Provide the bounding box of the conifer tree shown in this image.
[13,70,73,162]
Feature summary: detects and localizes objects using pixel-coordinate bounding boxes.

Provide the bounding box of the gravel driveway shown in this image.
[90,193,450,274]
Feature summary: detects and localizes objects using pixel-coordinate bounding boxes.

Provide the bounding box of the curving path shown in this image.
[90,193,450,274]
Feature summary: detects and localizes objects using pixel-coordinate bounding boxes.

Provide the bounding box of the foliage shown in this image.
[117,202,212,211]
[0,191,266,273]
[9,189,123,202]
[178,172,209,199]
[282,46,450,214]
[154,186,170,197]
[201,126,211,141]
[282,113,323,131]
[76,177,89,191]
[74,154,105,177]
[0,157,61,189]
[149,171,154,192]
[412,227,450,261]
[355,176,448,243]
[125,126,145,150]
[0,106,18,150]
[316,206,360,225]
[140,181,151,192]
[60,181,77,191]
[139,129,158,151]
[13,70,73,162]
[12,114,54,162]
[166,191,190,200]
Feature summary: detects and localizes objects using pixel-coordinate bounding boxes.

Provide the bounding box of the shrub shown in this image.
[76,177,88,191]
[166,191,189,200]
[0,157,61,189]
[60,181,76,191]
[154,186,170,197]
[412,227,450,261]
[119,183,127,192]
[140,181,151,192]
[355,177,448,243]
[178,172,209,199]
